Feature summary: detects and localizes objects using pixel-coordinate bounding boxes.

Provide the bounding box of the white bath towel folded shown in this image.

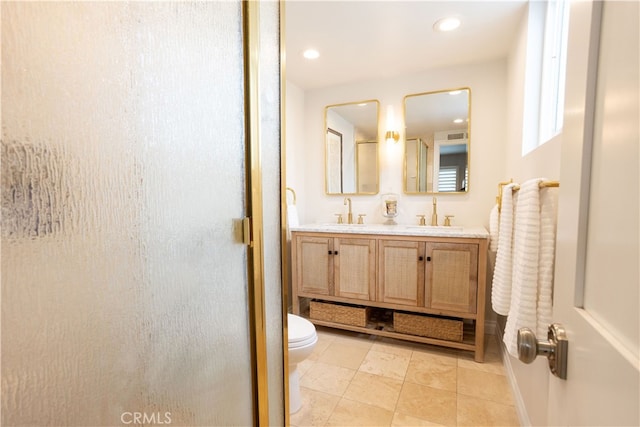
[503,178,557,357]
[489,204,500,252]
[286,204,299,240]
[491,184,517,316]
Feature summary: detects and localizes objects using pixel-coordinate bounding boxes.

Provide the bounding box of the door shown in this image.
[378,239,425,306]
[334,237,376,301]
[295,235,333,297]
[425,242,478,313]
[547,1,639,425]
[1,2,278,425]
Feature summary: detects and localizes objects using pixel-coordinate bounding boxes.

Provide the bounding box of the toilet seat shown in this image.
[288,314,317,349]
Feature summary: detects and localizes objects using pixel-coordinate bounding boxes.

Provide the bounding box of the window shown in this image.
[522,0,570,155]
[438,166,458,192]
[539,0,570,143]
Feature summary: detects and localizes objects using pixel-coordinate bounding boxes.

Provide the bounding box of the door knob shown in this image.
[517,323,568,380]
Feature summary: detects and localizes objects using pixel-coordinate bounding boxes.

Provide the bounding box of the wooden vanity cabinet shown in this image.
[291,229,488,361]
[294,234,376,302]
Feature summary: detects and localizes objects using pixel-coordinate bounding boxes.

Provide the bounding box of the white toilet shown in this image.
[287,313,318,414]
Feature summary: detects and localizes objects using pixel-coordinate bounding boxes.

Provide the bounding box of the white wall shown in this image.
[286,59,508,231]
[285,81,306,214]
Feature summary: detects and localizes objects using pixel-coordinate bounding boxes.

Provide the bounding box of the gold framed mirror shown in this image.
[325,100,380,195]
[403,88,470,194]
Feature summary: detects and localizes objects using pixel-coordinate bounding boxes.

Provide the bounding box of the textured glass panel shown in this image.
[2,2,252,426]
[258,1,285,425]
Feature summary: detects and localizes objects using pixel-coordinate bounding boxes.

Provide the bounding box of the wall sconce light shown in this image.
[385,130,400,144]
[386,105,399,144]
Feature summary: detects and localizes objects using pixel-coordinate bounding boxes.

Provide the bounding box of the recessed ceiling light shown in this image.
[358,103,367,107]
[433,17,461,32]
[449,90,462,95]
[303,49,320,59]
[453,118,464,124]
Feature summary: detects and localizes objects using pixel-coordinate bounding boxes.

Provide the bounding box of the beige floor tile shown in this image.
[404,356,457,392]
[343,371,403,411]
[318,341,370,369]
[308,333,334,361]
[359,349,411,381]
[457,367,514,404]
[457,350,506,376]
[290,387,340,427]
[391,412,446,426]
[412,343,460,361]
[457,394,520,426]
[299,361,356,396]
[333,333,376,350]
[411,348,458,367]
[326,398,394,427]
[370,341,414,358]
[296,357,316,378]
[395,382,457,426]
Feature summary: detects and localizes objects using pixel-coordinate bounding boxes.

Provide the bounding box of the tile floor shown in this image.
[290,326,520,427]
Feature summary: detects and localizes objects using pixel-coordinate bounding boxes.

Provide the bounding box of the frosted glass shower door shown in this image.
[2,2,261,426]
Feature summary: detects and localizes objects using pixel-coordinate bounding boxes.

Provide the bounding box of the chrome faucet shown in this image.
[344,197,353,224]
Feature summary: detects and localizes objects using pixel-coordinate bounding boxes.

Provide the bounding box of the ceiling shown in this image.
[284,1,528,91]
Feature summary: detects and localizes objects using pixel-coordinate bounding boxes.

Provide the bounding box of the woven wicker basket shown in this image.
[393,312,463,342]
[310,301,369,327]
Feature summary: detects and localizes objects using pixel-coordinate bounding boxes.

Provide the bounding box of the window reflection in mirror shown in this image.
[403,88,470,194]
[325,100,379,195]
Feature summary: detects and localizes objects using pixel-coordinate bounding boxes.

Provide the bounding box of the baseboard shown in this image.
[495,322,532,427]
[485,320,497,335]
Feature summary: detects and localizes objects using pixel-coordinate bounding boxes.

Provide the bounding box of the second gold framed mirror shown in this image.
[404,88,470,194]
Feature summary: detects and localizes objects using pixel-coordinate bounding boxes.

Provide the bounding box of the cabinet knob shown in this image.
[334,250,338,255]
[419,256,424,261]
[426,256,431,262]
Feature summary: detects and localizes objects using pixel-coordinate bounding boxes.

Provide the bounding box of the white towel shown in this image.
[536,185,557,338]
[503,178,550,357]
[286,204,299,241]
[489,204,500,252]
[491,184,517,316]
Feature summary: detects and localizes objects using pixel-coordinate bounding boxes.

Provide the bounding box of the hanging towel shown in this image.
[489,204,500,252]
[491,183,517,316]
[503,178,544,357]
[286,204,299,241]
[536,185,557,338]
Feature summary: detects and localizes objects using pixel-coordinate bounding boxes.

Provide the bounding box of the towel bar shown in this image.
[496,180,560,212]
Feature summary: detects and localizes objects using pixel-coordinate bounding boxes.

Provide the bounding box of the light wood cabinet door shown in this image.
[378,239,425,306]
[334,237,376,301]
[425,242,478,313]
[296,235,332,296]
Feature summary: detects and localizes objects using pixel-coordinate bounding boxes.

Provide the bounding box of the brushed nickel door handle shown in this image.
[517,323,568,379]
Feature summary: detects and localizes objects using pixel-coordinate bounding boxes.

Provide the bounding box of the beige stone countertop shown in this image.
[290,223,489,239]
